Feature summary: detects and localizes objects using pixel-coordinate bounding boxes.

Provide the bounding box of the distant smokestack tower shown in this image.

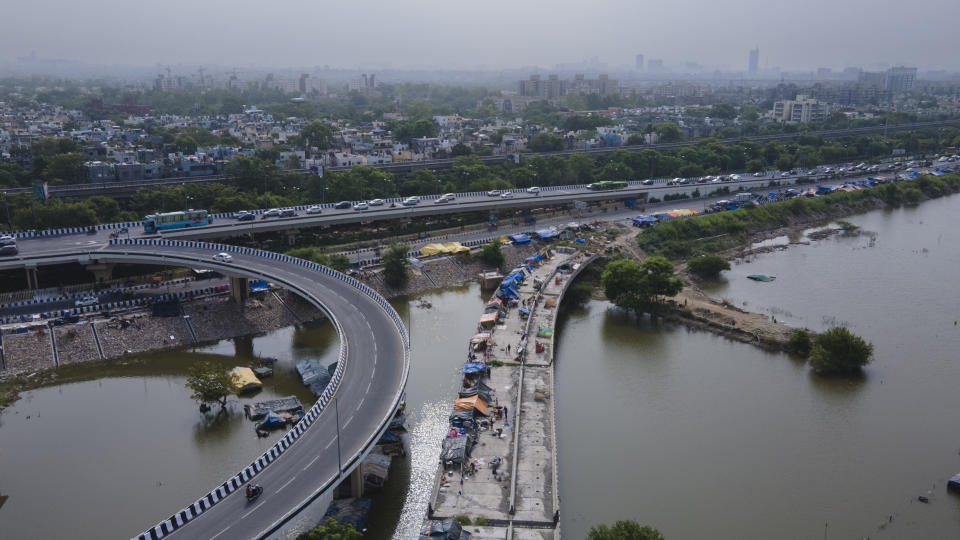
[749,47,759,76]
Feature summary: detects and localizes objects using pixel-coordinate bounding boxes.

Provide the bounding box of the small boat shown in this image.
[747,274,776,282]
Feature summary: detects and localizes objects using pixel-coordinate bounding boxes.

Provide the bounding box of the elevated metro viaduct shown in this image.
[0,236,409,539]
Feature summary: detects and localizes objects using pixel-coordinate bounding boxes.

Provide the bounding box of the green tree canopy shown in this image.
[185,361,238,408]
[601,257,683,314]
[296,518,362,540]
[587,519,665,540]
[809,327,874,375]
[300,121,336,150]
[480,240,505,269]
[382,241,410,288]
[686,254,730,279]
[527,133,563,152]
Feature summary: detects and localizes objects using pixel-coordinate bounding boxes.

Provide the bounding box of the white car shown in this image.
[753,171,765,177]
[641,179,654,185]
[212,252,233,263]
[500,191,514,198]
[0,234,15,246]
[441,193,457,200]
[368,199,385,206]
[434,196,450,204]
[487,190,502,197]
[263,208,281,217]
[402,196,420,206]
[526,186,541,194]
[305,205,323,214]
[75,296,99,307]
[781,171,791,177]
[353,202,369,211]
[729,174,741,181]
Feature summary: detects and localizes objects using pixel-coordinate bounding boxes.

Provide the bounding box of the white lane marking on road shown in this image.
[305,453,323,469]
[241,501,265,520]
[210,526,232,540]
[343,415,354,428]
[366,381,372,394]
[275,475,298,494]
[324,438,336,451]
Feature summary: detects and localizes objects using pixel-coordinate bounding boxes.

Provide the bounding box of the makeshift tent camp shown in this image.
[454,394,490,415]
[518,306,531,319]
[632,215,658,227]
[420,518,472,540]
[508,233,531,244]
[462,362,487,375]
[534,229,557,239]
[439,436,472,466]
[479,312,498,328]
[420,242,470,256]
[229,367,263,393]
[459,381,495,405]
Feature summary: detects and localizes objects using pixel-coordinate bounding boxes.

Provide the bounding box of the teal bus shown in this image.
[586,180,628,191]
[143,210,213,233]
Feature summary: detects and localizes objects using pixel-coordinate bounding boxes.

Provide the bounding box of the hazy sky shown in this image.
[4,0,959,71]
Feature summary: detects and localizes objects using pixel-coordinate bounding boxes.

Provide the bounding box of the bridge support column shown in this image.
[285,231,298,246]
[349,464,364,498]
[85,263,115,283]
[24,266,39,289]
[230,277,249,302]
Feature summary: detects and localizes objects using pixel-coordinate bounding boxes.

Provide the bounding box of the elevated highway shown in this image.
[0,236,410,539]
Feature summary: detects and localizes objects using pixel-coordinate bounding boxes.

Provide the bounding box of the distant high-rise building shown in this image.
[771,94,829,123]
[885,66,917,93]
[748,47,759,75]
[647,59,664,73]
[858,71,886,88]
[635,54,644,71]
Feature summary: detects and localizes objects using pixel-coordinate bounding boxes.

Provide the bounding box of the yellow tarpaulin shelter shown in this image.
[419,242,470,256]
[454,395,490,416]
[230,367,263,394]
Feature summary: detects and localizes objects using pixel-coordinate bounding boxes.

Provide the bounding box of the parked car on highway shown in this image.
[262,208,282,218]
[212,252,233,263]
[368,199,385,206]
[0,244,17,256]
[306,205,323,214]
[279,208,297,217]
[75,296,99,307]
[334,201,352,209]
[402,196,420,206]
[353,202,369,211]
[0,234,15,246]
[487,190,502,197]
[526,186,541,194]
[500,191,514,198]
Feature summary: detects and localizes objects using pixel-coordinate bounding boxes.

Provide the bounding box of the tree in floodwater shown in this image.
[809,326,874,375]
[587,520,665,540]
[185,361,237,409]
[382,241,410,289]
[480,240,506,269]
[686,254,730,279]
[601,256,683,314]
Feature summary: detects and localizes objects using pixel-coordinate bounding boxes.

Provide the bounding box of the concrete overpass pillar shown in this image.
[349,463,364,498]
[285,231,298,246]
[85,263,115,283]
[230,277,249,302]
[24,267,38,289]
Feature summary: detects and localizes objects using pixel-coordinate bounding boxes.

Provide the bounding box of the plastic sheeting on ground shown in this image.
[462,362,487,374]
[508,233,531,244]
[420,518,472,540]
[419,242,470,256]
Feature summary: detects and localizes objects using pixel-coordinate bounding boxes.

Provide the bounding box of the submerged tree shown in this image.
[601,256,683,314]
[686,254,730,279]
[480,240,505,269]
[382,241,410,289]
[809,327,873,375]
[185,361,237,409]
[587,520,665,540]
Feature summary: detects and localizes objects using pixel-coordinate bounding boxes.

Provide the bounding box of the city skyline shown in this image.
[2,0,959,72]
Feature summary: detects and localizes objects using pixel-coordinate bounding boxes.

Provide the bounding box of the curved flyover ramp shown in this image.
[0,238,409,540]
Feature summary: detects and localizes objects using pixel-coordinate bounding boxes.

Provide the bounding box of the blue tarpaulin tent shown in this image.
[463,363,486,374]
[632,215,658,226]
[535,229,557,239]
[509,233,531,244]
[249,280,270,292]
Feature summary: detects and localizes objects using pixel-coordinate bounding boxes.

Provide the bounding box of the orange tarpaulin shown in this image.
[454,395,490,416]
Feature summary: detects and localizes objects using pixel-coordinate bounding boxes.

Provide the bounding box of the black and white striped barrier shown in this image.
[123,238,408,540]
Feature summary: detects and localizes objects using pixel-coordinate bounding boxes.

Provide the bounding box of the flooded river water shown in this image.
[2,196,960,539]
